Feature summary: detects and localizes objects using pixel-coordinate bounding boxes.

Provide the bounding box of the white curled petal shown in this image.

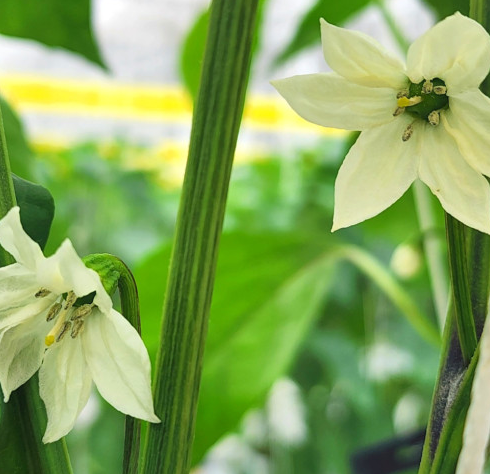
[407,13,490,92]
[456,315,490,474]
[0,296,54,331]
[82,308,160,423]
[40,240,112,313]
[0,207,44,271]
[332,116,418,231]
[0,316,47,401]
[271,73,396,131]
[40,336,92,443]
[442,90,490,177]
[320,19,406,89]
[419,124,490,234]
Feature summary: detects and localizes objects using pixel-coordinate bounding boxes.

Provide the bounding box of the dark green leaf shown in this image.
[13,174,54,250]
[421,0,468,19]
[274,0,371,65]
[0,0,104,67]
[0,97,36,181]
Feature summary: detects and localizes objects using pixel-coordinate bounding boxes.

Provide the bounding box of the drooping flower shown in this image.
[0,207,159,443]
[272,13,490,233]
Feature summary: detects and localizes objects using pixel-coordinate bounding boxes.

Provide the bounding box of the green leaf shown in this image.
[0,97,36,182]
[13,174,54,250]
[0,0,104,66]
[422,0,468,19]
[136,232,335,463]
[274,0,371,65]
[179,9,210,100]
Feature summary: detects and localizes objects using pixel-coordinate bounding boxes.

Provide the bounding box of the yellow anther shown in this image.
[45,335,55,346]
[397,96,422,108]
[396,89,409,99]
[46,302,63,322]
[402,124,414,142]
[428,110,440,126]
[393,107,405,117]
[422,80,433,94]
[35,288,51,298]
[434,85,447,95]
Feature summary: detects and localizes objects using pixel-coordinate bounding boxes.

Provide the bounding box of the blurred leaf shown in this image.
[135,232,336,462]
[421,0,468,18]
[0,0,104,66]
[0,97,36,181]
[13,174,55,250]
[180,9,209,100]
[274,0,371,65]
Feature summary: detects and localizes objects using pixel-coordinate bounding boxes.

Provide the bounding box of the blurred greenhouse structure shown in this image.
[0,0,458,473]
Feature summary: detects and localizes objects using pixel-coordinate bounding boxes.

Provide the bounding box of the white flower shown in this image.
[0,207,159,443]
[272,13,490,234]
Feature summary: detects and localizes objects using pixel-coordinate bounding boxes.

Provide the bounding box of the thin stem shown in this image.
[413,182,448,329]
[117,258,142,474]
[445,214,477,364]
[140,0,259,473]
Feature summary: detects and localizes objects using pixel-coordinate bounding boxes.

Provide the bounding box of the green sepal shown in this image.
[82,253,122,296]
[13,174,54,251]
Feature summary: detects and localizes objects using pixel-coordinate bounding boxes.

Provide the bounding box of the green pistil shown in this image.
[405,78,448,120]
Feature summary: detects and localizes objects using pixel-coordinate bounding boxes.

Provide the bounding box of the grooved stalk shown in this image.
[140,0,259,473]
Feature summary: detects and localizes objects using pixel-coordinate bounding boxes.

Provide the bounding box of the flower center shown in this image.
[394,78,449,141]
[37,290,94,346]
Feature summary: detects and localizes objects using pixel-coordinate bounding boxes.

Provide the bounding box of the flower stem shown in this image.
[140,0,259,473]
[116,258,142,474]
[0,105,72,472]
[445,214,477,364]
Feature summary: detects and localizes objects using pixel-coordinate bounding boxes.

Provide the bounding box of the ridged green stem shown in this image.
[0,104,72,473]
[445,214,477,363]
[140,1,259,473]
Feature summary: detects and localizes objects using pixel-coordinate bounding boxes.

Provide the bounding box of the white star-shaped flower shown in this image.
[272,13,490,233]
[0,207,159,443]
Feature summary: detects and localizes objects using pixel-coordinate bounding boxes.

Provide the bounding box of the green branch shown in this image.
[140,0,259,472]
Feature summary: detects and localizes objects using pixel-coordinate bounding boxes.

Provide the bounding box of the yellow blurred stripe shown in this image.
[0,74,345,136]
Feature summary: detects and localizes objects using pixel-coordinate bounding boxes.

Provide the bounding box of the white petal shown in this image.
[418,124,490,234]
[0,207,44,271]
[456,315,490,474]
[442,90,490,177]
[39,336,92,443]
[0,316,47,401]
[332,116,418,230]
[82,308,159,423]
[0,263,40,307]
[0,296,54,331]
[39,239,112,313]
[320,19,406,89]
[271,73,396,131]
[407,13,490,93]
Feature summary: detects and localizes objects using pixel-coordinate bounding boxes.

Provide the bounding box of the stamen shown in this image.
[422,80,433,94]
[397,96,422,108]
[71,320,85,338]
[71,304,93,321]
[35,288,51,298]
[434,85,447,95]
[46,302,63,322]
[64,291,77,309]
[396,89,409,99]
[393,107,405,117]
[56,321,72,342]
[428,110,440,126]
[402,124,414,142]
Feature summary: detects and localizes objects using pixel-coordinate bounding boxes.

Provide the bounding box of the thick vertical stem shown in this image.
[140,1,259,473]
